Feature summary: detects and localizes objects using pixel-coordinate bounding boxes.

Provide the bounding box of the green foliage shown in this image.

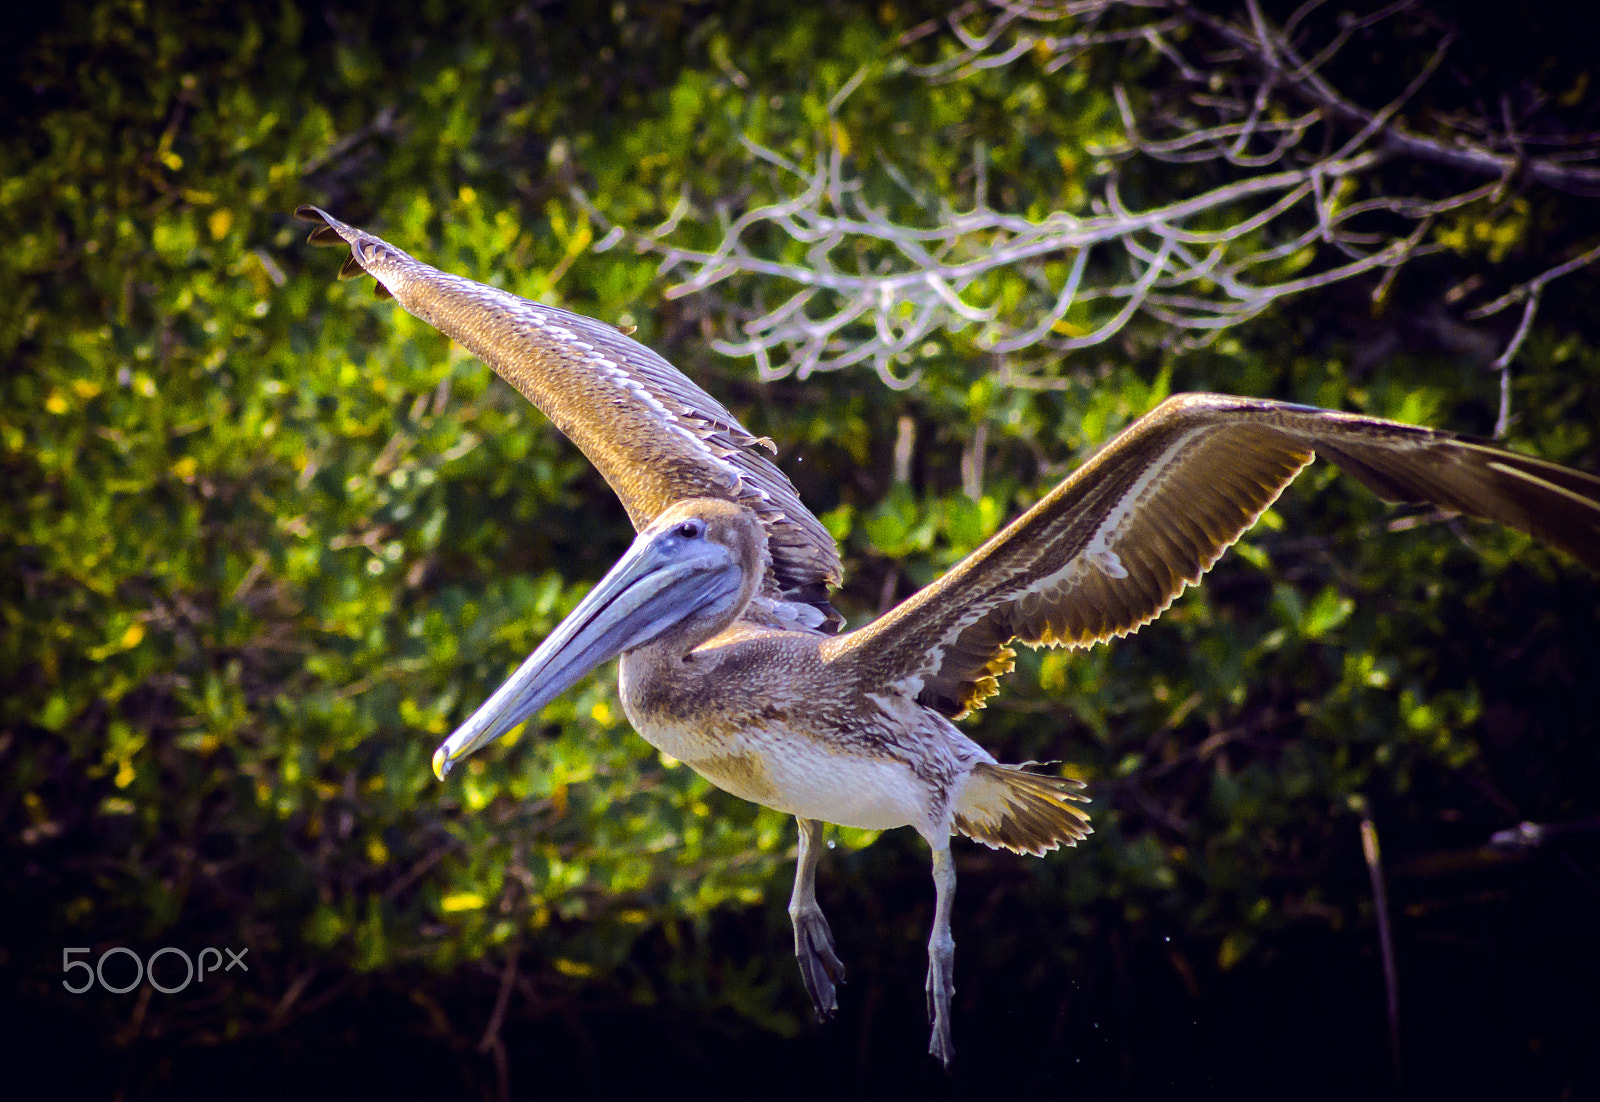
[3,1,1598,1096]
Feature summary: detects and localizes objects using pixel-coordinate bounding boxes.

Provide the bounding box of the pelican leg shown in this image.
[925,842,957,1069]
[789,816,846,1020]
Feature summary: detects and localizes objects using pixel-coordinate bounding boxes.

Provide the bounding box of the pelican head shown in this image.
[432,499,765,779]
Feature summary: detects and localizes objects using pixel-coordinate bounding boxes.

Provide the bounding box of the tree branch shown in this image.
[582,0,1600,390]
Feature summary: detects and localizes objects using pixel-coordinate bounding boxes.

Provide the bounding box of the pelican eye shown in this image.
[676,520,704,540]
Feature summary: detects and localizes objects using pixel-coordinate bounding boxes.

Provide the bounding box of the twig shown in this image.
[477,946,520,1055]
[1466,242,1600,436]
[1352,795,1404,1099]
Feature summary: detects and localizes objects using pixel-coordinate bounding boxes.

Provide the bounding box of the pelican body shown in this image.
[299,206,1600,1068]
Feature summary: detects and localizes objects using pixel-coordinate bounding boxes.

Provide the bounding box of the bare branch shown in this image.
[1463,241,1600,436]
[579,0,1600,389]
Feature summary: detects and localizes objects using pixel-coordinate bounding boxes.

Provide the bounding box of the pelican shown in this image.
[298,205,1600,1067]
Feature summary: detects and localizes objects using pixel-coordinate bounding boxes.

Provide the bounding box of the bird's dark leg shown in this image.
[789,816,846,1020]
[925,843,957,1069]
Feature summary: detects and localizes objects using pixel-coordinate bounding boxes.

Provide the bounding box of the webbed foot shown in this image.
[925,942,955,1069]
[793,903,846,1020]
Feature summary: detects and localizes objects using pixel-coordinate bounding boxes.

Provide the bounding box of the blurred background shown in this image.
[4,1,1598,1098]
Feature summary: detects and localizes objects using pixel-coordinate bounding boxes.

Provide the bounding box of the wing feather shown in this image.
[298,206,842,630]
[832,393,1599,716]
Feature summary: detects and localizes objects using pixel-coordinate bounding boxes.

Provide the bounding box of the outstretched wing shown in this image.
[298,205,842,631]
[833,393,1600,716]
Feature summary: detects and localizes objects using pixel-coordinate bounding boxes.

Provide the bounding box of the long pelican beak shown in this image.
[432,531,736,780]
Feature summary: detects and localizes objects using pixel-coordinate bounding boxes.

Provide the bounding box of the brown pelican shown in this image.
[297,205,1600,1068]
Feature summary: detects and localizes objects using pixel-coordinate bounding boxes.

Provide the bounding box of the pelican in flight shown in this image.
[298,205,1600,1067]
